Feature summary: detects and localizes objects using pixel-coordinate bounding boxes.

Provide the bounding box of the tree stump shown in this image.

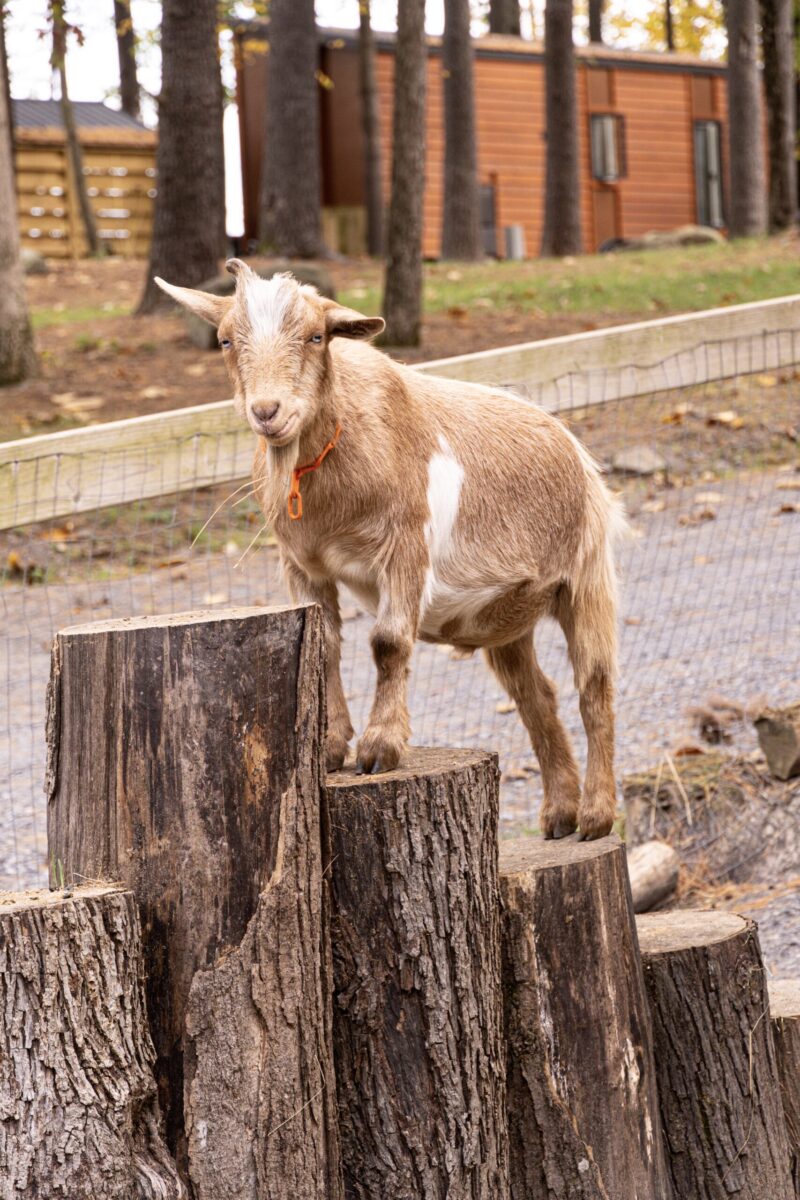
[500,834,671,1200]
[46,605,341,1198]
[755,703,800,780]
[637,910,793,1200]
[325,748,508,1199]
[769,979,800,1194]
[627,839,680,913]
[0,885,182,1199]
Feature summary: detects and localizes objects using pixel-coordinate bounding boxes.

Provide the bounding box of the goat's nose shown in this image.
[252,402,280,426]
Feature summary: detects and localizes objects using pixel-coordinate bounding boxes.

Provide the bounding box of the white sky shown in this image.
[3,0,662,236]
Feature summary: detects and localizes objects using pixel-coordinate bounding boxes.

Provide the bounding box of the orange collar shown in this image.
[288,424,342,520]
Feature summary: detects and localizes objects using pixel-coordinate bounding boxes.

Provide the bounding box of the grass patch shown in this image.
[32,303,129,329]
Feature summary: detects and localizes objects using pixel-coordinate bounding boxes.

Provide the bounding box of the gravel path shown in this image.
[1,468,798,964]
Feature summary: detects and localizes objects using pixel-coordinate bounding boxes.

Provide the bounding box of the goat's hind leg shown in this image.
[555,583,618,841]
[485,635,581,839]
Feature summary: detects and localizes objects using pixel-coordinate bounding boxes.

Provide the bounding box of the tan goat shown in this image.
[157,261,624,839]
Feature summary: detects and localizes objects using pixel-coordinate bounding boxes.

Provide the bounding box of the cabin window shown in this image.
[694,120,723,228]
[590,114,625,183]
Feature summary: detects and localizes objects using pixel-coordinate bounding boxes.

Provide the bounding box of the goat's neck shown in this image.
[297,375,340,464]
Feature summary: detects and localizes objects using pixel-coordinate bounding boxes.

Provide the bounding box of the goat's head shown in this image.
[155,260,384,444]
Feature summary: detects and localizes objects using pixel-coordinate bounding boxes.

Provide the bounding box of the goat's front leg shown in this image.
[357,551,425,774]
[283,559,354,771]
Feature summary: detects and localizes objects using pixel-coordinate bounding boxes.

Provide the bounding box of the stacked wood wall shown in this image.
[14,127,157,259]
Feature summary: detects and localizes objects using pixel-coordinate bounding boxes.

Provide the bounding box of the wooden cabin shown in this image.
[235,24,730,258]
[13,99,157,259]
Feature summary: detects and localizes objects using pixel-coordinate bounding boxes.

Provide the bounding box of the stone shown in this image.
[611,445,667,476]
[754,704,800,781]
[181,260,337,350]
[21,248,48,275]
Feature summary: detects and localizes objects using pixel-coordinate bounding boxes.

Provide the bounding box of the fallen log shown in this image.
[325,748,508,1198]
[755,704,800,780]
[0,885,182,1199]
[627,839,680,912]
[46,605,341,1199]
[500,833,671,1199]
[637,910,793,1200]
[769,979,800,1195]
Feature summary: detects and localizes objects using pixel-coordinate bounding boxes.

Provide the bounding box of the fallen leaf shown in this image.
[694,492,723,505]
[184,363,207,378]
[496,700,516,715]
[694,555,711,565]
[778,503,799,514]
[641,498,666,514]
[776,479,800,491]
[673,743,707,758]
[706,410,745,429]
[502,768,529,782]
[756,373,778,387]
[447,305,469,320]
[679,508,716,526]
[625,616,642,626]
[202,591,228,605]
[140,385,171,400]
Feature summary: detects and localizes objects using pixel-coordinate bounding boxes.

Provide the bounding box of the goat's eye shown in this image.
[219,338,232,350]
[309,333,323,344]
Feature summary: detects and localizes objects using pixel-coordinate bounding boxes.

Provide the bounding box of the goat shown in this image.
[156,261,624,840]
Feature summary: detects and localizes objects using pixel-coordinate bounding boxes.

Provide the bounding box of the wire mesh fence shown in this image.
[1,320,799,888]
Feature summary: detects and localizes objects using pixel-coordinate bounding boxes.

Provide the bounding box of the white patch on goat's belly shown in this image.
[420,436,502,637]
[245,275,293,340]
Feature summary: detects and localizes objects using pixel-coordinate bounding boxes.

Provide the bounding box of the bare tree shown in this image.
[259,0,322,257]
[760,0,797,230]
[442,0,481,259]
[50,1,101,255]
[665,0,674,49]
[541,0,582,256]
[588,0,604,42]
[359,0,383,256]
[488,0,521,35]
[0,20,36,383]
[382,0,427,345]
[113,0,140,119]
[0,1,13,169]
[138,0,225,312]
[725,0,767,236]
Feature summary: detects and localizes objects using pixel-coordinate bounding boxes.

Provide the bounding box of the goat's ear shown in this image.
[325,305,386,341]
[154,277,230,327]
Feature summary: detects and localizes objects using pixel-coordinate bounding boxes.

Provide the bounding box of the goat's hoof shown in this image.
[576,805,615,841]
[541,815,578,840]
[355,726,405,776]
[326,736,350,773]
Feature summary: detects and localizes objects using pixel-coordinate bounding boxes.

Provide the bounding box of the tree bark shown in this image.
[442,0,482,260]
[760,0,796,231]
[325,748,508,1198]
[0,15,36,385]
[46,605,342,1198]
[755,703,800,780]
[358,0,384,256]
[665,0,675,50]
[259,0,323,257]
[113,0,140,120]
[769,979,800,1194]
[588,0,603,43]
[541,0,582,257]
[51,1,101,256]
[501,835,671,1199]
[637,910,793,1199]
[138,0,224,312]
[0,885,183,1199]
[725,0,767,237]
[489,0,522,35]
[381,0,427,346]
[627,839,680,912]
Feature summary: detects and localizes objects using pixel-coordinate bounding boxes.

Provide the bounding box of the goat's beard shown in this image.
[254,438,301,527]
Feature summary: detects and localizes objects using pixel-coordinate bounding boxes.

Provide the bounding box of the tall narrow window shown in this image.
[694,120,723,227]
[590,114,625,183]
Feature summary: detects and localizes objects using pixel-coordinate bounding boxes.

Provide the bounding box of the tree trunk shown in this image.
[138,0,224,312]
[588,0,603,43]
[0,885,183,1198]
[627,839,680,912]
[0,2,13,172]
[51,2,101,256]
[46,605,342,1198]
[501,835,671,1199]
[541,0,582,257]
[381,0,427,346]
[637,910,793,1199]
[755,703,800,780]
[665,0,675,50]
[725,0,767,237]
[259,0,323,257]
[359,0,384,256]
[0,18,36,385]
[769,980,800,1194]
[113,0,140,120]
[442,0,482,260]
[760,0,796,231]
[325,748,508,1198]
[489,0,522,35]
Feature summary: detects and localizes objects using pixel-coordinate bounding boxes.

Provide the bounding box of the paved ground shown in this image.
[1,468,798,966]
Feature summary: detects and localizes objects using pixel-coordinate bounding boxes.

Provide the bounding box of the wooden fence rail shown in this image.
[1,293,799,530]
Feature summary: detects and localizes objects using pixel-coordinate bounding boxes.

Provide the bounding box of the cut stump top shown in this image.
[0,883,125,913]
[326,746,498,789]
[60,604,299,637]
[500,832,622,874]
[637,909,749,954]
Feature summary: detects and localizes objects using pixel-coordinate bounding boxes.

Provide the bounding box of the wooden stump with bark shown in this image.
[500,834,671,1199]
[0,885,182,1199]
[627,839,680,912]
[46,605,341,1199]
[637,910,793,1200]
[769,979,800,1194]
[325,748,508,1198]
